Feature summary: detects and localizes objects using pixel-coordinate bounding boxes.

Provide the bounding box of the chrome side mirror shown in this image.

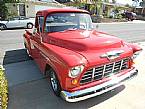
[32,28,37,35]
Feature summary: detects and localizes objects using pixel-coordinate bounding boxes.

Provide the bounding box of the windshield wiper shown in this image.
[59,27,78,32]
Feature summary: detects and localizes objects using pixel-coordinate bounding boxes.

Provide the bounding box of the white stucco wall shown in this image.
[25,2,65,17]
[6,1,65,18]
[25,2,35,17]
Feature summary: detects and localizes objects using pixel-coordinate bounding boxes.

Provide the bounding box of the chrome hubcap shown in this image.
[50,72,58,91]
[28,24,32,28]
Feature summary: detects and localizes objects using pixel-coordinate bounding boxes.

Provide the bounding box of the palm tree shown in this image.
[90,0,103,15]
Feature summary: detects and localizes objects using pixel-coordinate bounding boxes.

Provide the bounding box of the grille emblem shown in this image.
[100,50,124,61]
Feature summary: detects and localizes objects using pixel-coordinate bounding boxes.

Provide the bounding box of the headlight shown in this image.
[69,65,84,78]
[132,50,142,59]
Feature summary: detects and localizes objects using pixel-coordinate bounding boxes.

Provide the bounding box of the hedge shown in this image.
[0,65,8,109]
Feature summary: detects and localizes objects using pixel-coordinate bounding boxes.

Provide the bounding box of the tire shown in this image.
[0,24,7,30]
[27,23,33,29]
[46,69,61,96]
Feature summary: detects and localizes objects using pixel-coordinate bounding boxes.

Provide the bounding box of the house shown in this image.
[56,0,130,17]
[135,0,145,16]
[136,7,145,16]
[6,0,65,18]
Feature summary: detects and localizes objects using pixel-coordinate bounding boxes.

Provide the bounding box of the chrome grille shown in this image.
[80,58,129,84]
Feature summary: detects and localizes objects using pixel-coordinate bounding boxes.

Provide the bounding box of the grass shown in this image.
[0,65,8,109]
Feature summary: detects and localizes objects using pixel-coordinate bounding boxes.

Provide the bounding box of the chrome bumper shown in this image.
[60,68,138,102]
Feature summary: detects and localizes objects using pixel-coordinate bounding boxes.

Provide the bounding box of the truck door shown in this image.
[30,16,44,67]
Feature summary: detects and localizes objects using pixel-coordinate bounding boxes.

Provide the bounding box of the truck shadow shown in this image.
[9,76,125,109]
[3,48,32,65]
[8,76,125,109]
[52,85,125,109]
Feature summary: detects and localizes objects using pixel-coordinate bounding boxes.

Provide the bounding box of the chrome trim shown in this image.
[102,65,106,78]
[80,58,129,84]
[81,76,92,81]
[112,62,116,73]
[92,68,95,80]
[61,68,138,102]
[120,60,123,70]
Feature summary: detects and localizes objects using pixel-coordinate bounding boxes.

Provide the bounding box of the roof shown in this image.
[36,8,90,16]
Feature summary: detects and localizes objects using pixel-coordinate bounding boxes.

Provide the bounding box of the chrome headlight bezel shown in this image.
[69,65,84,78]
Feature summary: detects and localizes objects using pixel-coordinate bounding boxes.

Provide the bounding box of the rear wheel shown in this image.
[46,69,61,96]
[27,23,33,29]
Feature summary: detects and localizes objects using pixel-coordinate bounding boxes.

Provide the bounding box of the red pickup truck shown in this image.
[23,8,142,102]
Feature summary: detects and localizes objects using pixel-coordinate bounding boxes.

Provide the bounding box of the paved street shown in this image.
[0,22,145,109]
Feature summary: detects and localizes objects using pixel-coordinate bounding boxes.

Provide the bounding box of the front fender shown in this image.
[126,43,142,53]
[40,43,88,90]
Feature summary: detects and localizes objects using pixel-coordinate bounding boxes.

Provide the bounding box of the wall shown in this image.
[25,2,35,17]
[6,1,65,18]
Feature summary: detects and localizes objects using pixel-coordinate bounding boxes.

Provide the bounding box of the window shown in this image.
[20,16,29,20]
[9,17,19,21]
[45,13,93,33]
[38,16,44,33]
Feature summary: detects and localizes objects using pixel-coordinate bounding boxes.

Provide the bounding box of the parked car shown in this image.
[124,12,136,21]
[24,8,142,102]
[0,16,35,30]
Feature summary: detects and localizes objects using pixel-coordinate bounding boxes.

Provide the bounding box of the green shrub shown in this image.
[0,65,8,109]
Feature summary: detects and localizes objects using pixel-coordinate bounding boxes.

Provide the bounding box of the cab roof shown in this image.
[36,8,90,16]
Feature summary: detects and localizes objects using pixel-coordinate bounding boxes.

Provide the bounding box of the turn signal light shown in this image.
[72,79,78,85]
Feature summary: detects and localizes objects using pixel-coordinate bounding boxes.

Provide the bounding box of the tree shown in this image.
[0,1,8,20]
[0,0,20,20]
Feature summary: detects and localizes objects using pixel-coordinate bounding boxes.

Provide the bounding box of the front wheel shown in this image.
[46,69,61,96]
[27,23,33,29]
[0,24,7,30]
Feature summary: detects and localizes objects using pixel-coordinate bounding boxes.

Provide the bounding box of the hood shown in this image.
[45,30,124,52]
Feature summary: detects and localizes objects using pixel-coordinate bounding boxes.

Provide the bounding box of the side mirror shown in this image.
[33,28,37,35]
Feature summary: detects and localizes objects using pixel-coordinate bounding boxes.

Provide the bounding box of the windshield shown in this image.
[45,13,93,33]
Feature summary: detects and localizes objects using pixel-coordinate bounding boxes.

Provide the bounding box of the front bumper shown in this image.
[60,68,138,102]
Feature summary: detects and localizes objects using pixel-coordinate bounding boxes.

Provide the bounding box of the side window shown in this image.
[38,16,44,33]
